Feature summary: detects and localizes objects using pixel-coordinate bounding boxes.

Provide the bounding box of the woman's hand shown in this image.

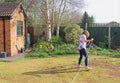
[90,38,94,42]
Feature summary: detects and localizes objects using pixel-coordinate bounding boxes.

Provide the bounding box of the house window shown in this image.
[17,21,23,36]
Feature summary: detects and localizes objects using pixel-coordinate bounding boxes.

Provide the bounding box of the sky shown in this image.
[83,0,120,23]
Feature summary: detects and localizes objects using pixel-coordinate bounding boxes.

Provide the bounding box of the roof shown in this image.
[0,2,20,17]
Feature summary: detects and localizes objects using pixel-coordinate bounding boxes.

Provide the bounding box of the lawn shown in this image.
[0,54,120,83]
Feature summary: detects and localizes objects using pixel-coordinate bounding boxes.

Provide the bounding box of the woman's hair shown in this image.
[82,30,90,38]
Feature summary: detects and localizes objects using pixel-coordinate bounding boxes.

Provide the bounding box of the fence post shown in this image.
[85,23,88,30]
[108,26,111,48]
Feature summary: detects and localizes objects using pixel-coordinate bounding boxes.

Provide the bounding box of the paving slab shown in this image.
[0,53,27,62]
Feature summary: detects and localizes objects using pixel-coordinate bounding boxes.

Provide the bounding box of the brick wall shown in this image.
[0,19,4,52]
[5,20,11,56]
[10,7,25,56]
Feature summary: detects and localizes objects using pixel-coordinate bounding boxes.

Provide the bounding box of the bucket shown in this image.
[0,52,7,58]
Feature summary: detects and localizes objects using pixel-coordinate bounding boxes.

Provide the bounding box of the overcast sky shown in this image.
[83,0,120,23]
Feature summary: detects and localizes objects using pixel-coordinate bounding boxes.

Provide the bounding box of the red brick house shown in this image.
[0,2,26,56]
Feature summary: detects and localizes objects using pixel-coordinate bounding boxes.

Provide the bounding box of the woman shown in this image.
[78,30,94,70]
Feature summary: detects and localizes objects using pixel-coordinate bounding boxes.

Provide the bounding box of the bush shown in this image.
[50,36,64,46]
[64,24,83,44]
[51,44,78,55]
[99,42,108,48]
[26,50,48,58]
[26,40,79,57]
[33,41,55,51]
[51,49,78,55]
[26,41,55,57]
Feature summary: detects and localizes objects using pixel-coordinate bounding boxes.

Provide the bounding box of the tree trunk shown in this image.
[56,0,66,36]
[56,23,60,36]
[51,0,55,35]
[45,0,51,41]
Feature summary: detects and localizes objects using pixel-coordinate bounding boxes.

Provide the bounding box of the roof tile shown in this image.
[0,2,19,17]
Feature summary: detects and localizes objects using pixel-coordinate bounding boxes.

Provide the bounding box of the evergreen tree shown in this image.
[81,11,94,29]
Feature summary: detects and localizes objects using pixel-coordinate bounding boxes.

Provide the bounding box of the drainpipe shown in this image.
[2,18,6,52]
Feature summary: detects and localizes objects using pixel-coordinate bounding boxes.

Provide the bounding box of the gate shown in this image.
[27,26,34,46]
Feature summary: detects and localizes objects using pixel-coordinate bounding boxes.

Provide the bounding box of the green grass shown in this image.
[0,55,120,83]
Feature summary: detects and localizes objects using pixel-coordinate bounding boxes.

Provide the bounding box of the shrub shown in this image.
[50,36,64,46]
[26,41,79,57]
[51,44,78,55]
[33,41,55,51]
[64,24,83,44]
[26,50,48,58]
[26,41,55,57]
[99,42,108,48]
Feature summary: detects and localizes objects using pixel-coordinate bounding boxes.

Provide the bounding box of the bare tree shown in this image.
[55,0,66,36]
[44,0,51,41]
[54,0,84,36]
[20,0,84,40]
[51,0,55,35]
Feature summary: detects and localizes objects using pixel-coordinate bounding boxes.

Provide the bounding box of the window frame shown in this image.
[17,21,23,36]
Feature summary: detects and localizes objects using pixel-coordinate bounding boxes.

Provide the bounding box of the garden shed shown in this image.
[0,2,26,56]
